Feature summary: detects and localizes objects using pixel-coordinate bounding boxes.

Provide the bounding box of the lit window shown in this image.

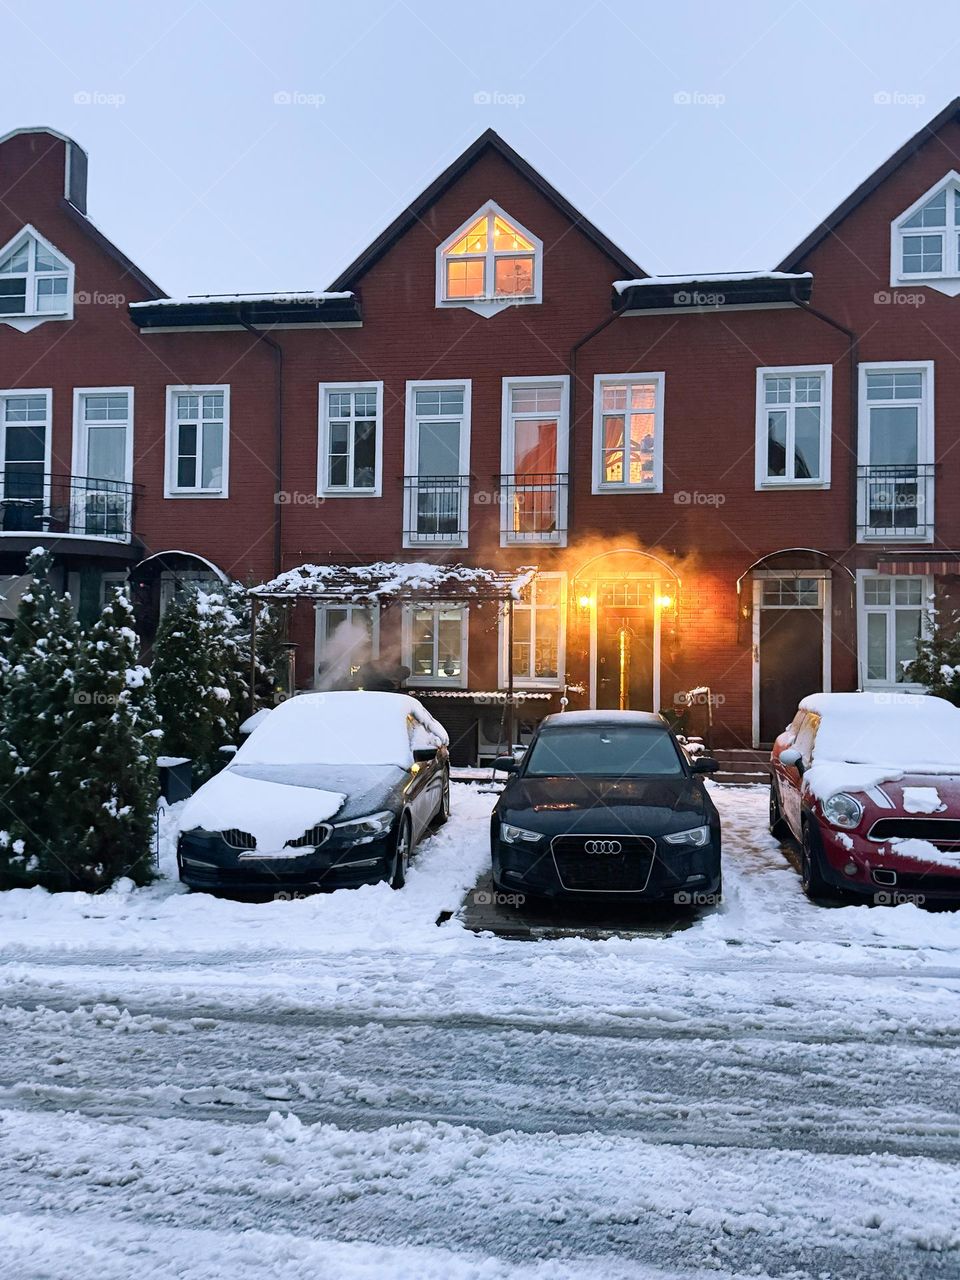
[501,378,569,544]
[165,386,229,497]
[404,604,467,686]
[892,175,960,294]
[319,383,382,495]
[593,374,664,492]
[438,204,541,312]
[0,226,74,329]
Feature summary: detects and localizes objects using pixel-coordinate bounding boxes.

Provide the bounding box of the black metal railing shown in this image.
[403,474,470,542]
[0,473,139,541]
[498,472,568,542]
[857,463,935,539]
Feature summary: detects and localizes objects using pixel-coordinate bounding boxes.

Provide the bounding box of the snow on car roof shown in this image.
[540,710,666,728]
[800,691,960,775]
[233,691,448,768]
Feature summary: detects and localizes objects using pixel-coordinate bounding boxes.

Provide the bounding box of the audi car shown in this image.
[177,691,450,897]
[770,691,960,904]
[490,710,721,903]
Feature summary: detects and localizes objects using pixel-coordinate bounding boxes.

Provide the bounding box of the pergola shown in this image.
[248,561,538,744]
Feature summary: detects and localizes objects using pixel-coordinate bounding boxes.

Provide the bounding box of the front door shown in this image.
[756,576,826,746]
[596,579,656,711]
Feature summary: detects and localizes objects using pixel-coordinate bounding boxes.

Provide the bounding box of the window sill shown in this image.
[592,483,662,496]
[757,479,830,491]
[318,488,382,499]
[890,274,960,298]
[164,490,228,500]
[405,679,468,691]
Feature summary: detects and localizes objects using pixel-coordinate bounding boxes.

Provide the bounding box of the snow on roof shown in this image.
[613,271,812,293]
[800,692,960,796]
[251,561,537,601]
[234,690,448,767]
[129,291,353,308]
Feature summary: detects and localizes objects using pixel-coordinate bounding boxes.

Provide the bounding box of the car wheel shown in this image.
[432,771,451,827]
[800,820,833,901]
[390,814,412,890]
[769,783,789,839]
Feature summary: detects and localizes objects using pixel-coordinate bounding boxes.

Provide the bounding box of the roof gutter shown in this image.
[238,320,284,576]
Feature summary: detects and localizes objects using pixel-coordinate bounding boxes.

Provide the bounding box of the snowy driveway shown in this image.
[1,784,959,1279]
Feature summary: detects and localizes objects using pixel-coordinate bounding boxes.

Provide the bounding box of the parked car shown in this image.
[177,691,450,896]
[770,691,960,904]
[490,710,721,904]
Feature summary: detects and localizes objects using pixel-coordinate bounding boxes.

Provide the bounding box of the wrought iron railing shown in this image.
[499,472,568,543]
[0,473,139,541]
[857,463,935,539]
[403,474,470,542]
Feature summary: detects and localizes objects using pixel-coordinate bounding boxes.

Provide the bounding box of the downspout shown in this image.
[787,287,859,549]
[238,319,284,577]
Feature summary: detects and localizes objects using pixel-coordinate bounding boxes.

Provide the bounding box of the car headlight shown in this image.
[500,822,543,845]
[333,811,395,842]
[821,792,863,830]
[663,824,711,847]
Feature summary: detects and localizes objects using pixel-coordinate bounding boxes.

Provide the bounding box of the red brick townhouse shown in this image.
[3,101,960,760]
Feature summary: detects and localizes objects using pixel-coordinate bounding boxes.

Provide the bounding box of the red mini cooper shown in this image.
[770,692,960,904]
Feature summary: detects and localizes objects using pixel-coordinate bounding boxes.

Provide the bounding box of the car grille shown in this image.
[868,817,960,849]
[220,828,256,850]
[285,824,333,849]
[551,835,656,892]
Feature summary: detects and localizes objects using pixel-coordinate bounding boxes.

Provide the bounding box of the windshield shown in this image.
[523,725,685,778]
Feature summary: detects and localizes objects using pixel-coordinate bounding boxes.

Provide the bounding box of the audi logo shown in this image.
[584,839,622,855]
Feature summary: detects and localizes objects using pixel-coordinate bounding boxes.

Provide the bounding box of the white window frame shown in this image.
[314,602,380,686]
[401,603,469,689]
[857,361,934,544]
[499,571,566,689]
[436,200,543,318]
[500,375,570,547]
[591,372,665,494]
[317,381,383,498]
[754,364,832,489]
[99,571,129,609]
[72,386,135,486]
[403,379,472,549]
[164,385,230,499]
[890,172,960,295]
[0,388,53,532]
[856,570,931,689]
[0,223,75,332]
[159,568,224,618]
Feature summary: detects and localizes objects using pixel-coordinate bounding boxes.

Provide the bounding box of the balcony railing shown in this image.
[403,474,470,543]
[499,472,568,543]
[0,473,139,542]
[857,463,935,540]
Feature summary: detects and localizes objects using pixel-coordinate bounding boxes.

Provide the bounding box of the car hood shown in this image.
[497,774,711,837]
[228,763,409,823]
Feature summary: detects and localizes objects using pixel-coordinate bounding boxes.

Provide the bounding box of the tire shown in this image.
[432,771,451,827]
[800,820,833,901]
[389,815,412,890]
[769,782,789,839]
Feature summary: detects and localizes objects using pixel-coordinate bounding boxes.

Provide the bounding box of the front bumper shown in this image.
[816,824,960,903]
[177,830,395,897]
[492,831,721,903]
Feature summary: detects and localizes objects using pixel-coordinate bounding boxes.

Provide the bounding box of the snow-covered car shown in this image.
[770,691,960,903]
[177,691,450,896]
[490,711,721,903]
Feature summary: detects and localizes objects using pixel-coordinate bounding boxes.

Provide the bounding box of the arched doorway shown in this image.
[572,548,680,712]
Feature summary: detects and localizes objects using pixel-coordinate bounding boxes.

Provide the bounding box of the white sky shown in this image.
[2,0,958,296]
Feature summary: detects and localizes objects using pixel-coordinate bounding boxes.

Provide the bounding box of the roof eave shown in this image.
[129,296,363,328]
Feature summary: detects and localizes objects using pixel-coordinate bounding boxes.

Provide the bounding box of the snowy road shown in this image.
[1,785,959,1278]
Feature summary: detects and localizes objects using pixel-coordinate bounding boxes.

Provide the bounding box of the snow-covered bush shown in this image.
[903,603,960,705]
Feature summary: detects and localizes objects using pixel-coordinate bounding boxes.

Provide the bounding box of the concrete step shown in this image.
[712,770,770,786]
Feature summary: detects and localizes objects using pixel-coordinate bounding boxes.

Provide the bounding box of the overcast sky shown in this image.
[3,0,959,297]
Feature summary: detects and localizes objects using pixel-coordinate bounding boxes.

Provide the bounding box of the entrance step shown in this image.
[708,748,771,786]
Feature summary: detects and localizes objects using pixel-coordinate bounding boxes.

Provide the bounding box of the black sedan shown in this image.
[177,692,450,898]
[490,711,721,904]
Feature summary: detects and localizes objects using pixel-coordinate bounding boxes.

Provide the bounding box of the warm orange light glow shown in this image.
[655,594,674,609]
[577,594,593,609]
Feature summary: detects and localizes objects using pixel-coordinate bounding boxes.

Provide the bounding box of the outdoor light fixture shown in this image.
[655,594,674,610]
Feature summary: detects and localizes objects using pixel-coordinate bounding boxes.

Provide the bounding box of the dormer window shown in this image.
[891,173,960,295]
[0,225,74,331]
[437,202,542,316]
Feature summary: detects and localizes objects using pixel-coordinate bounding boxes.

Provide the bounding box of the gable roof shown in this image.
[328,129,644,290]
[778,97,960,271]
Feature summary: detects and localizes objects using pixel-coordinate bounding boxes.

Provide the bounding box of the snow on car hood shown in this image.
[179,768,346,851]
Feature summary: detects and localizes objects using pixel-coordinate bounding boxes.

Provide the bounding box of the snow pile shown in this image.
[179,769,346,849]
[888,837,960,867]
[800,692,960,800]
[234,691,448,768]
[903,786,946,814]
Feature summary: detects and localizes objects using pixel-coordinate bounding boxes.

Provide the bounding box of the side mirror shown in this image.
[492,755,519,774]
[412,747,438,763]
[690,756,719,774]
[779,746,804,772]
